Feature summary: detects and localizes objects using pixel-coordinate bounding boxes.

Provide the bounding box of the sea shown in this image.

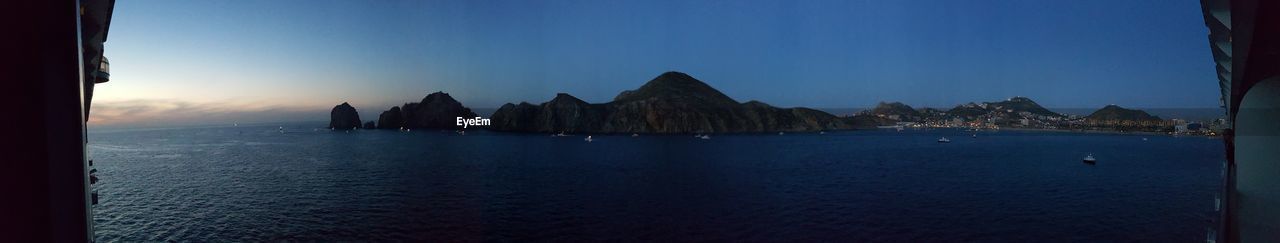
[88,122,1225,242]
[816,108,1224,121]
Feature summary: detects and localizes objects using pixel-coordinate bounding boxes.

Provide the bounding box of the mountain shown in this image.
[490,71,863,133]
[611,71,739,106]
[947,103,989,118]
[377,106,404,129]
[328,102,361,130]
[489,102,543,132]
[376,92,478,129]
[1085,105,1162,121]
[865,102,922,121]
[945,97,1063,118]
[489,93,608,133]
[986,97,1062,117]
[916,107,948,120]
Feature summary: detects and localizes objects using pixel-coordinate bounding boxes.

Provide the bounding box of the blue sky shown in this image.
[92,0,1218,126]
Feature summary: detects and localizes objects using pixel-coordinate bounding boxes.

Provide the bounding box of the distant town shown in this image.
[854,97,1225,136]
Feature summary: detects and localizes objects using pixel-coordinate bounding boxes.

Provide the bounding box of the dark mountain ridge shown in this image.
[1085,104,1163,121]
[373,92,478,129]
[490,71,876,133]
[332,73,1166,133]
[864,102,922,121]
[986,97,1062,117]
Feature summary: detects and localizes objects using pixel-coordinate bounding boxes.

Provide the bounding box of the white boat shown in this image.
[632,133,639,137]
[555,131,569,137]
[1083,154,1096,164]
[584,136,593,142]
[971,133,977,138]
[819,131,826,135]
[699,135,711,140]
[778,132,785,135]
[457,130,466,135]
[937,137,950,143]
[897,126,905,132]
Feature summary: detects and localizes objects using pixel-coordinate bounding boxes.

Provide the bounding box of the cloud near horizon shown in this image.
[89,99,331,128]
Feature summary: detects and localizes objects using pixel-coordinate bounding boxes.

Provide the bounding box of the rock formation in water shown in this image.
[375,92,479,129]
[490,71,864,133]
[328,102,362,130]
[1085,105,1162,121]
[377,106,405,129]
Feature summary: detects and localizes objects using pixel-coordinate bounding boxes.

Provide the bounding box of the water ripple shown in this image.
[90,124,1223,241]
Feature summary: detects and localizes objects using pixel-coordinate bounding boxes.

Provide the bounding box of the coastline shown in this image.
[997,127,1215,137]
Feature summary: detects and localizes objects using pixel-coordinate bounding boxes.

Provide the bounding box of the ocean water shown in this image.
[89,122,1224,241]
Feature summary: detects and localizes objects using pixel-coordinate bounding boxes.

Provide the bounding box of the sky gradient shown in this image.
[92,0,1218,127]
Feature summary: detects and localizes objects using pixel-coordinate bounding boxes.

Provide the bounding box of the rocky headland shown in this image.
[374,92,478,129]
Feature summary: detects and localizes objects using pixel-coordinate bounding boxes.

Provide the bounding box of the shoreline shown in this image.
[996,127,1216,137]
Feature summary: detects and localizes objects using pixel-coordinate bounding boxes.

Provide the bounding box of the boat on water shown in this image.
[457,130,466,135]
[778,132,785,135]
[1083,154,1096,164]
[584,136,593,142]
[632,133,639,137]
[555,131,569,137]
[699,135,711,140]
[937,137,951,143]
[972,133,977,138]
